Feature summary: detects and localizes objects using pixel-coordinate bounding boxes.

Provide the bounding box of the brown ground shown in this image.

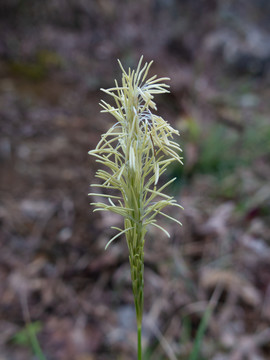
[0,1,270,359]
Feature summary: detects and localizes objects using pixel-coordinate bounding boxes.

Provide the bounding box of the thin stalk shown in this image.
[137,325,142,360]
[27,326,47,360]
[20,294,47,360]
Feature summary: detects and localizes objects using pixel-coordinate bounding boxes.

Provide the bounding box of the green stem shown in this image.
[27,325,47,360]
[137,325,142,360]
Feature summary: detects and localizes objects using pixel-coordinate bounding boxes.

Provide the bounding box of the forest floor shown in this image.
[1,2,270,358]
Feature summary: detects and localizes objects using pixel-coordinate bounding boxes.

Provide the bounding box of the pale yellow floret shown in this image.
[89,56,183,251]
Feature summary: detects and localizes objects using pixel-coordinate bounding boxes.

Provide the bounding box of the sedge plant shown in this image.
[89,56,183,360]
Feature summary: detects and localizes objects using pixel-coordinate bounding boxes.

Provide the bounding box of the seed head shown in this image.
[89,56,183,248]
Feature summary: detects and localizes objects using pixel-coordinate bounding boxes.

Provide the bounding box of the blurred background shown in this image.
[0,1,270,359]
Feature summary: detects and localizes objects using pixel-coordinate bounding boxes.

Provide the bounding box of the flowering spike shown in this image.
[88,57,183,356]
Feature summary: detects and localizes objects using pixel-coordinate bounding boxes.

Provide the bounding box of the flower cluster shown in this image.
[89,56,183,250]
